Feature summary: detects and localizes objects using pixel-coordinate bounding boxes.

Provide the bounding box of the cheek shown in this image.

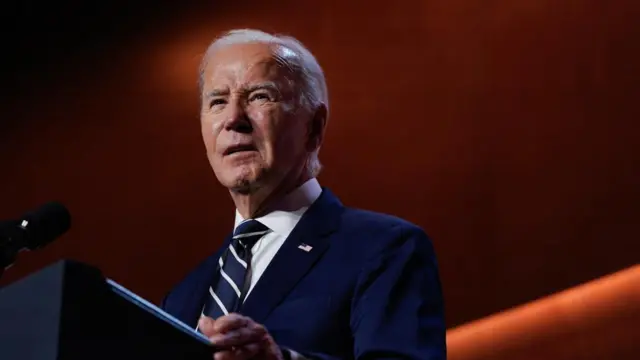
[273,119,307,160]
[249,106,304,162]
[248,108,272,148]
[200,122,212,149]
[200,117,223,152]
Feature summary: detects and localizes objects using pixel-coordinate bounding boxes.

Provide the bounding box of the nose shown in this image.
[223,101,252,134]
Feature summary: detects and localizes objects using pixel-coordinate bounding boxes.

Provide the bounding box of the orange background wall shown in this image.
[1,0,638,344]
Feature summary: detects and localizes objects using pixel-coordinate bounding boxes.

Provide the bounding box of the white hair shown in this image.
[199,29,328,177]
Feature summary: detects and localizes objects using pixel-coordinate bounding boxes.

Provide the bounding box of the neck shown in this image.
[231,170,312,219]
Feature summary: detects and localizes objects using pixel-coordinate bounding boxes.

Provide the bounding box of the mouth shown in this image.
[223,144,257,156]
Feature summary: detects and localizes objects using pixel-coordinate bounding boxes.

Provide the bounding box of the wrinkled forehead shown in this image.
[202,42,300,91]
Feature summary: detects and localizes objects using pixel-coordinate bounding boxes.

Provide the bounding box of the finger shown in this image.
[209,323,267,348]
[213,313,251,333]
[235,342,262,358]
[213,349,233,360]
[214,344,261,360]
[198,316,216,337]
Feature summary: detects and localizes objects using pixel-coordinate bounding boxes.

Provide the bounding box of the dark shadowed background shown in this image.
[1,0,638,345]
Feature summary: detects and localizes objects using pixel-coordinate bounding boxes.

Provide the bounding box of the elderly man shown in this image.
[161,29,446,359]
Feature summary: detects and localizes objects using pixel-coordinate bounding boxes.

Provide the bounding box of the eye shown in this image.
[249,92,271,102]
[209,98,226,108]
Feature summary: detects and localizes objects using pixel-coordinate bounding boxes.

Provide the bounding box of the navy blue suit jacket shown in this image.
[161,189,446,359]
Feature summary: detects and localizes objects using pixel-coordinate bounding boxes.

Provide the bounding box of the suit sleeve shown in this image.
[349,224,447,359]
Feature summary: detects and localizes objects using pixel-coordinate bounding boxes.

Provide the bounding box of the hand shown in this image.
[198,314,284,360]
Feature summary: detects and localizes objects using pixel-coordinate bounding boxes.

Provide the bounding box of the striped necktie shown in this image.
[202,219,270,320]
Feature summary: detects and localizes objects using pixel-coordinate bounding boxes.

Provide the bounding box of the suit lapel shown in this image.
[240,189,343,324]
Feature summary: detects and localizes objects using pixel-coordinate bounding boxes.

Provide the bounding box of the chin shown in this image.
[229,180,255,194]
[219,166,265,194]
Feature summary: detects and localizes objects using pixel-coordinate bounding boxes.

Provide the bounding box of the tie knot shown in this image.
[232,220,270,250]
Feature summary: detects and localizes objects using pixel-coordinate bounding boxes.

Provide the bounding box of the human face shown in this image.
[200,42,311,194]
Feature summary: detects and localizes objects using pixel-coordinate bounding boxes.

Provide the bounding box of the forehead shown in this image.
[202,42,297,87]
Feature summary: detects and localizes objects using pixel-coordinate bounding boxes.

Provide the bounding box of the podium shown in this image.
[0,260,215,360]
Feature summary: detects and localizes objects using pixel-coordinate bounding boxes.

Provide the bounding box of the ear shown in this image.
[306,103,328,152]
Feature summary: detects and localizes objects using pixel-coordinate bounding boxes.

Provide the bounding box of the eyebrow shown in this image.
[204,82,281,100]
[246,81,280,94]
[204,89,228,99]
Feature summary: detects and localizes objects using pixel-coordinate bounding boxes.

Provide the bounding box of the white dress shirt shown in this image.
[234,178,322,299]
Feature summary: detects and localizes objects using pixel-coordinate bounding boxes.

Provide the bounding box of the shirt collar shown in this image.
[234,178,322,236]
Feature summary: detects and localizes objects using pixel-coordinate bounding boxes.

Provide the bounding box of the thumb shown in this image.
[198,316,216,337]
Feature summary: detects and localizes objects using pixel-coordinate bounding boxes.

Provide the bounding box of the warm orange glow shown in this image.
[446,265,640,359]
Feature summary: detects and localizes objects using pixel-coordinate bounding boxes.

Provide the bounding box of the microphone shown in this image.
[0,202,71,271]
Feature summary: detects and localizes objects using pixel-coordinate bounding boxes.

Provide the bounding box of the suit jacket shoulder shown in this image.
[160,234,231,322]
[338,206,437,262]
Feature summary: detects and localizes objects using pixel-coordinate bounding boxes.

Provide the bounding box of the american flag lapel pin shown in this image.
[298,243,313,252]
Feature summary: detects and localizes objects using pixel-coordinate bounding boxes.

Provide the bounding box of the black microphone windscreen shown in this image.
[20,202,71,250]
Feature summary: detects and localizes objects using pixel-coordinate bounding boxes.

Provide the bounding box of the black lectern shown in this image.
[0,260,215,360]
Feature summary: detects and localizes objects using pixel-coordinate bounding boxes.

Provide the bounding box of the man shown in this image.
[161,29,447,359]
